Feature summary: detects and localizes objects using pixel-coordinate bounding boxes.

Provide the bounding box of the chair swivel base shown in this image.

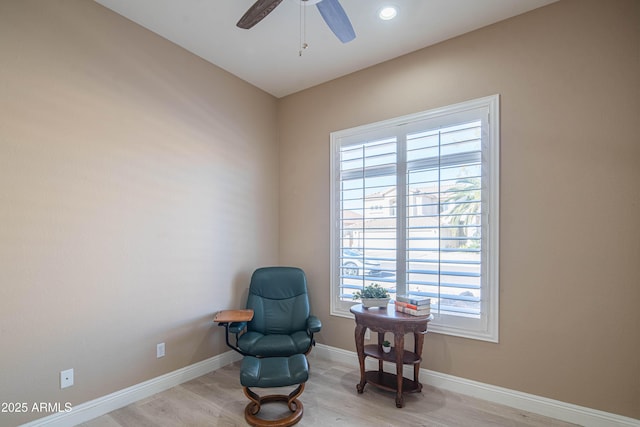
[243,383,305,427]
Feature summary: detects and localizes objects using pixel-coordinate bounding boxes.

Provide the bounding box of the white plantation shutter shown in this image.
[338,136,398,299]
[330,95,500,342]
[406,121,482,318]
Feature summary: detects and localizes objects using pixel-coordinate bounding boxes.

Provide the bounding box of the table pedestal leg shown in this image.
[414,331,425,392]
[355,324,367,393]
[394,332,405,408]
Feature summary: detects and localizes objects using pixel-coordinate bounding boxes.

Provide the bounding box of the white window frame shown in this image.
[329,95,500,342]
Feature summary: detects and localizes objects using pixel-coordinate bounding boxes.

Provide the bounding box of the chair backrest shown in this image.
[246,267,310,335]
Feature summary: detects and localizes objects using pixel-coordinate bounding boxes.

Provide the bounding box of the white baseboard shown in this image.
[20,350,243,427]
[22,345,638,427]
[312,344,640,427]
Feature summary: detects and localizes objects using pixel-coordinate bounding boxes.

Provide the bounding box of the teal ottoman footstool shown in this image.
[240,354,309,427]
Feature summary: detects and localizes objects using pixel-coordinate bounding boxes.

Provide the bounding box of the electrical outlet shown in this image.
[60,368,74,389]
[157,342,165,358]
[365,329,371,340]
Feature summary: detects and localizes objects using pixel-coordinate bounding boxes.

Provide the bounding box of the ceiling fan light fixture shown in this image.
[239,0,355,44]
[378,6,398,21]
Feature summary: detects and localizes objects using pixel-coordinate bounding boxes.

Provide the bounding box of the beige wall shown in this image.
[0,1,278,425]
[278,0,640,419]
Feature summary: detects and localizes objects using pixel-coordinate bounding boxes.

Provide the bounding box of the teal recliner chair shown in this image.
[222,267,322,357]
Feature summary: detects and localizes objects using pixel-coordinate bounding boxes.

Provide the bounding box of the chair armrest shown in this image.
[307,315,322,333]
[228,322,247,334]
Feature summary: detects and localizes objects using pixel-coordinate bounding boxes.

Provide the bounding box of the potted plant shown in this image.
[352,283,390,308]
[382,340,391,353]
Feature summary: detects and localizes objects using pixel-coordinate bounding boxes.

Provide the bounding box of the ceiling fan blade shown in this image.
[237,0,284,29]
[316,0,355,43]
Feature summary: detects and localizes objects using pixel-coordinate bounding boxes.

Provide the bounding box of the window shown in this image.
[330,95,499,342]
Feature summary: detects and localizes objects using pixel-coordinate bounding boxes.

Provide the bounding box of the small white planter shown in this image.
[382,346,391,353]
[361,298,390,308]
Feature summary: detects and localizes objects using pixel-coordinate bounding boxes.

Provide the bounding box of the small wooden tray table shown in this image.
[214,309,254,323]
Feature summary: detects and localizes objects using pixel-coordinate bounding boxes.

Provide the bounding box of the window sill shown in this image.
[331,304,498,343]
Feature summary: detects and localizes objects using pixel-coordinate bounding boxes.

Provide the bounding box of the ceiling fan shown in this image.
[237,0,356,43]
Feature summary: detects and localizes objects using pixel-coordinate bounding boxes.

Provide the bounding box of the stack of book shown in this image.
[395,295,431,316]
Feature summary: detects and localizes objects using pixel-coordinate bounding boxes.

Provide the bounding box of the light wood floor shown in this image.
[79,355,576,427]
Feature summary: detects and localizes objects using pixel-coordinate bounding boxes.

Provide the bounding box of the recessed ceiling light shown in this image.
[378,6,398,21]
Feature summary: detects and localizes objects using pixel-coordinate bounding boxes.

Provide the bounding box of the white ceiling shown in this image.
[94,0,558,98]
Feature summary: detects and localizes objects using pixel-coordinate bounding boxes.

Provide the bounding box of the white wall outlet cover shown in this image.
[157,342,165,358]
[60,368,74,389]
